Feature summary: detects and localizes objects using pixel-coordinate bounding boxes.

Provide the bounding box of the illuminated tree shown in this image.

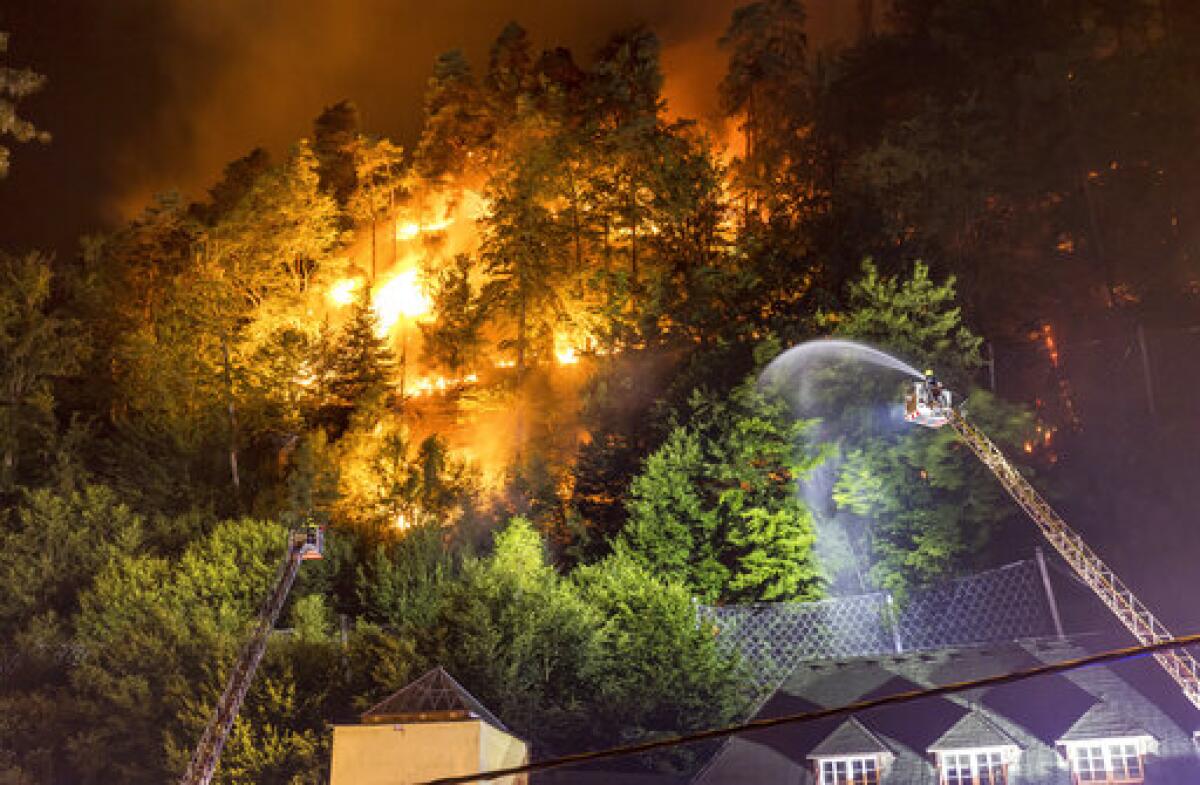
[71,519,288,784]
[620,378,823,603]
[414,49,495,181]
[321,294,395,413]
[479,131,568,376]
[830,259,983,388]
[586,27,667,324]
[485,22,534,120]
[349,137,405,281]
[719,0,811,214]
[0,31,51,178]
[312,100,361,207]
[419,254,487,376]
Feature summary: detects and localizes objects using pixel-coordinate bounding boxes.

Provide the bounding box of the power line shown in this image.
[419,632,1200,785]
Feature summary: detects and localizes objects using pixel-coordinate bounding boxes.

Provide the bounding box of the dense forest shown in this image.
[2,0,1199,782]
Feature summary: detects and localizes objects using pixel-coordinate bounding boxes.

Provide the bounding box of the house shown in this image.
[330,667,528,785]
[691,636,1200,784]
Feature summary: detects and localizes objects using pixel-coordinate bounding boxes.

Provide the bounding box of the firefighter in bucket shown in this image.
[904,370,952,428]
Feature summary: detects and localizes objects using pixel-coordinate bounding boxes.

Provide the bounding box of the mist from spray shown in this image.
[760,339,924,594]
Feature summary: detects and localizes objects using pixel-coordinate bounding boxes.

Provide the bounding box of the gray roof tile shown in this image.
[809,717,890,758]
[929,711,1017,751]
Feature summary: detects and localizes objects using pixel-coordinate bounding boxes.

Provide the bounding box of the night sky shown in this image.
[0,0,868,257]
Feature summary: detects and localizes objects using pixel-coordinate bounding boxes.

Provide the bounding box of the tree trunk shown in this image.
[371,215,378,282]
[220,332,242,498]
[516,294,527,382]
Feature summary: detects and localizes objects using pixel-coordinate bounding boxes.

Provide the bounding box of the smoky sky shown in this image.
[0,0,867,256]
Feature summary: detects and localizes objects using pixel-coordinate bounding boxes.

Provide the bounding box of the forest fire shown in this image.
[371,267,429,336]
[327,277,360,306]
[396,217,454,240]
[6,4,1200,783]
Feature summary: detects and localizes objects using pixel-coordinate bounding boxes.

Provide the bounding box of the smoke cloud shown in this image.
[0,0,874,252]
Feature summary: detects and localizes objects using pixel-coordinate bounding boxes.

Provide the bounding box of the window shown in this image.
[1069,742,1144,783]
[818,756,880,785]
[939,749,1009,785]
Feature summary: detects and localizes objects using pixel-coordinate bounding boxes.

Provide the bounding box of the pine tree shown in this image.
[479,134,568,377]
[419,254,487,375]
[312,100,361,207]
[323,294,395,411]
[619,376,823,603]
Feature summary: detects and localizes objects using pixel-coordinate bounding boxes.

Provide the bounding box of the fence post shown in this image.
[1035,548,1066,640]
[886,594,904,653]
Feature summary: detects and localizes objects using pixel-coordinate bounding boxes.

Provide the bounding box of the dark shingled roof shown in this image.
[809,717,891,758]
[361,666,509,732]
[1057,700,1152,744]
[693,639,1200,785]
[929,711,1017,752]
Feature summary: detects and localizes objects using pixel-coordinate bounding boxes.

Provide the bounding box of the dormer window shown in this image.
[808,717,892,785]
[817,755,880,785]
[936,748,1013,784]
[928,710,1021,785]
[1062,739,1147,784]
[1056,700,1155,784]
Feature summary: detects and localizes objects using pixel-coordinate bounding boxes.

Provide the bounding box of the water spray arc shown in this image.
[766,339,1200,711]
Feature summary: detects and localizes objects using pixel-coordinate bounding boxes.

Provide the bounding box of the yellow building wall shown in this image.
[479,722,530,785]
[330,720,528,785]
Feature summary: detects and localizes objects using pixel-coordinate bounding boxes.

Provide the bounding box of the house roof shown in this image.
[361,666,510,732]
[692,638,1200,785]
[929,711,1017,752]
[1057,700,1153,744]
[809,716,891,758]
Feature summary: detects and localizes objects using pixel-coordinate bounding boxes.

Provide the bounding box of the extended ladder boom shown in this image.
[179,540,304,785]
[946,408,1200,709]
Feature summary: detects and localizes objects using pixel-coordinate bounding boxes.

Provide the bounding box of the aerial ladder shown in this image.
[904,372,1200,710]
[178,524,326,785]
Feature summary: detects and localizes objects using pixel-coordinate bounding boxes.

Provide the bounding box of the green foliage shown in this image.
[355,523,455,632]
[830,259,983,386]
[621,373,823,603]
[833,390,1037,597]
[0,252,86,492]
[0,485,142,636]
[69,519,288,783]
[429,518,597,747]
[573,550,741,765]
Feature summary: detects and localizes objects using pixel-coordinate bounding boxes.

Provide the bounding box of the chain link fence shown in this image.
[698,558,1057,696]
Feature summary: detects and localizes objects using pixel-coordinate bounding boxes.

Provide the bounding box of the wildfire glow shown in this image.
[328,277,360,306]
[396,217,455,241]
[554,335,579,366]
[372,268,429,336]
[407,374,481,397]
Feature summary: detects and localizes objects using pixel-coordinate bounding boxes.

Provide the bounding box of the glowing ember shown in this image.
[372,269,429,336]
[328,278,360,306]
